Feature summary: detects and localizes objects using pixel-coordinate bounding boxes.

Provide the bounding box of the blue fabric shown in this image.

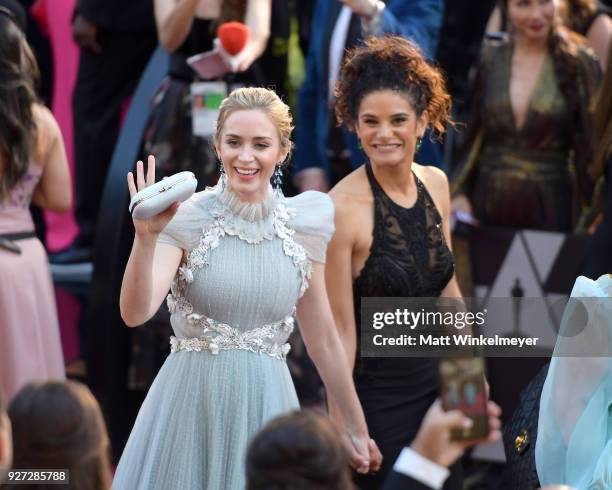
[293,0,444,177]
[112,187,334,490]
[535,275,612,489]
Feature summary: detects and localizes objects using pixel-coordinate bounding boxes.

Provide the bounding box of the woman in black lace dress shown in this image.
[326,36,463,489]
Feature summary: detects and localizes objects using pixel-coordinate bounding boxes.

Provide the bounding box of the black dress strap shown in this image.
[364,162,426,215]
[364,161,383,197]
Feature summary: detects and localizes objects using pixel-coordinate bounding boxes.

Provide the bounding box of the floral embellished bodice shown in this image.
[0,163,43,234]
[157,183,334,361]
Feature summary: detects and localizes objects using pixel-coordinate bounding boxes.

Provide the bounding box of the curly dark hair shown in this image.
[0,15,39,202]
[334,36,452,135]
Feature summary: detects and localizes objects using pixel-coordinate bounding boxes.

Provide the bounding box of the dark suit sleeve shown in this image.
[381,0,444,59]
[294,0,330,175]
[381,469,436,490]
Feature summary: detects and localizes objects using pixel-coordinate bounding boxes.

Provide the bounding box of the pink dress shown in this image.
[0,163,65,402]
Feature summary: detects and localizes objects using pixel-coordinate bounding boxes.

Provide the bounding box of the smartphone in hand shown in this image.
[439,357,489,441]
[187,50,229,80]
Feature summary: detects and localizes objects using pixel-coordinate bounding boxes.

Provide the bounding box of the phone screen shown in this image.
[439,357,489,441]
[187,51,229,80]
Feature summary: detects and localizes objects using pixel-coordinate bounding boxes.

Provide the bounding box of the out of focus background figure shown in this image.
[0,6,71,402]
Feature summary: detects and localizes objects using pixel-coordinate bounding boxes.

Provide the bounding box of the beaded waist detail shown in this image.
[169,314,294,361]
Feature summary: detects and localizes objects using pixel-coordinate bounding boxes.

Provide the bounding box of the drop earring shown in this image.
[273,164,283,198]
[415,137,423,153]
[218,162,227,191]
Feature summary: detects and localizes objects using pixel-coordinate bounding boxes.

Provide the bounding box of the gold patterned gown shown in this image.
[454,39,600,232]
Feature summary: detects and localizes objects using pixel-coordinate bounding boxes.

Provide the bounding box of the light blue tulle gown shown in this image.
[536,274,612,489]
[112,182,334,490]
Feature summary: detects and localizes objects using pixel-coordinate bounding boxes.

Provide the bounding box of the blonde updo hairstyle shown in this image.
[214,87,294,165]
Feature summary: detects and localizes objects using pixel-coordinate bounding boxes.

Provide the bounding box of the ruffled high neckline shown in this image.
[215,179,276,222]
[209,178,280,244]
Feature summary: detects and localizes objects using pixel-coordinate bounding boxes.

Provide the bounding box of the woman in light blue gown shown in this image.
[112,87,380,489]
[536,274,612,489]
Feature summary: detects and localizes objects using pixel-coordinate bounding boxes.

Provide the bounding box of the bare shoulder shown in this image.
[329,166,372,234]
[589,12,612,37]
[413,163,449,198]
[32,104,62,160]
[329,166,371,208]
[413,163,451,218]
[33,103,61,135]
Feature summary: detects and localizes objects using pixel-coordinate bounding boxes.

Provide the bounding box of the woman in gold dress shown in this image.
[452,0,601,232]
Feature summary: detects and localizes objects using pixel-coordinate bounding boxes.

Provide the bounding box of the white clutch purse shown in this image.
[129,171,198,220]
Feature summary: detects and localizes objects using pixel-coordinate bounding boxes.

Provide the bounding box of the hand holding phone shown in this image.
[187,22,250,79]
[439,357,489,441]
[411,397,502,467]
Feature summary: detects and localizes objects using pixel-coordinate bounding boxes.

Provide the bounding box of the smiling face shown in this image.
[507,0,556,42]
[354,90,427,169]
[216,109,288,202]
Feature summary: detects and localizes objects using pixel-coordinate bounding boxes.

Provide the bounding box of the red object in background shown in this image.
[30,0,49,36]
[217,22,250,56]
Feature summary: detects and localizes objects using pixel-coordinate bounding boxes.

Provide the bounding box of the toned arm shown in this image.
[31,105,71,213]
[296,262,373,473]
[120,156,182,327]
[325,191,359,370]
[154,0,199,52]
[120,238,183,327]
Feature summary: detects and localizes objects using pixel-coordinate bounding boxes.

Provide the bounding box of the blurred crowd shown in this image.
[2,0,611,263]
[0,380,502,489]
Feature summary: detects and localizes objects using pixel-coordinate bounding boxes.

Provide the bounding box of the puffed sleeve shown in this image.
[157,191,215,251]
[286,191,335,264]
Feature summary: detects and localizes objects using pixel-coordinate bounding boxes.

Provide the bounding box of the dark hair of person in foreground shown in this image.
[7,380,111,490]
[246,410,353,490]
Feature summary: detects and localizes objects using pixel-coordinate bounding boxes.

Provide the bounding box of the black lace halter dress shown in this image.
[353,164,459,489]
